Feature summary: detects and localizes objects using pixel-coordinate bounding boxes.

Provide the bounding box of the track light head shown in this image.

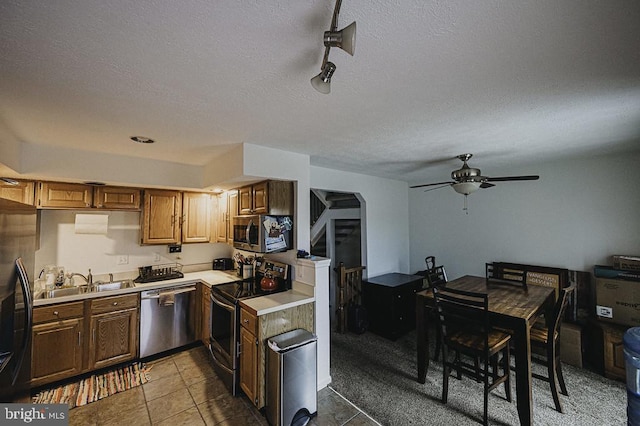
[311,62,336,94]
[324,21,356,56]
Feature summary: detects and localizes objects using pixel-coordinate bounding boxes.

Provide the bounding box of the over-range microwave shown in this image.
[232,215,293,253]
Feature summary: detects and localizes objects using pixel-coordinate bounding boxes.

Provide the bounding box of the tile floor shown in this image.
[67,345,379,426]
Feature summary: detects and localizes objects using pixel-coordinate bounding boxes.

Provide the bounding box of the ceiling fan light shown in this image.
[324,21,356,56]
[452,181,481,195]
[311,62,336,94]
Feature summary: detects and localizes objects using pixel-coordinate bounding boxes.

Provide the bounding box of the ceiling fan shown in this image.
[410,153,539,210]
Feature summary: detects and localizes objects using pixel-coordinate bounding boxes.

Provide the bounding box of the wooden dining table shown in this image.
[415,275,555,426]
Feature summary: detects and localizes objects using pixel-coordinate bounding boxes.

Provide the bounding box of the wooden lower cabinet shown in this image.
[31,318,84,386]
[88,308,138,370]
[239,302,314,409]
[602,322,627,381]
[201,284,211,345]
[31,294,139,386]
[239,326,258,404]
[31,301,85,387]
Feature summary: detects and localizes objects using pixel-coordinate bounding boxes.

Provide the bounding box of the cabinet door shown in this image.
[182,192,211,243]
[0,180,35,205]
[37,182,92,208]
[215,193,227,243]
[604,325,626,380]
[227,190,238,245]
[31,318,84,386]
[89,308,138,370]
[238,185,253,215]
[251,181,268,214]
[94,186,141,210]
[239,326,258,404]
[202,286,211,344]
[141,189,182,244]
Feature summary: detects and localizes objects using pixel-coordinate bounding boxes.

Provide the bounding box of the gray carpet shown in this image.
[330,329,626,425]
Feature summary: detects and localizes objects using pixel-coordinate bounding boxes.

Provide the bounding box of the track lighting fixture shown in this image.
[311,0,356,94]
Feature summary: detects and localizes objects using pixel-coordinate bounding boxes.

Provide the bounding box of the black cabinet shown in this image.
[362,273,425,340]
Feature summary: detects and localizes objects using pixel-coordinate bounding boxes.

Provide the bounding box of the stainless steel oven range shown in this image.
[209,259,290,396]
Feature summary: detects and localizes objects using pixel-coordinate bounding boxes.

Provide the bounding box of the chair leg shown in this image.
[442,349,450,404]
[503,346,512,403]
[556,355,568,396]
[434,326,441,361]
[548,351,563,413]
[483,362,489,426]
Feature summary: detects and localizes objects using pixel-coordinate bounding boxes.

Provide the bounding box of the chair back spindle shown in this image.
[335,262,366,333]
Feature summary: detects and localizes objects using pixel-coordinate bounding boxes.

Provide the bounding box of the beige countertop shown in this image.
[33,269,240,306]
[33,269,314,314]
[240,287,314,316]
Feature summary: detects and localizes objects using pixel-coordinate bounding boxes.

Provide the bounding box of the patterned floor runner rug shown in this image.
[32,362,150,408]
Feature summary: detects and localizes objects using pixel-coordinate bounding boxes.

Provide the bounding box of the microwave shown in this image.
[232,215,293,253]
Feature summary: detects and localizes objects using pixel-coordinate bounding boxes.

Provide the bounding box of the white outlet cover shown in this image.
[117,255,129,265]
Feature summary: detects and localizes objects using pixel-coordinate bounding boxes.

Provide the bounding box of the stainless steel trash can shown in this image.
[266,329,317,426]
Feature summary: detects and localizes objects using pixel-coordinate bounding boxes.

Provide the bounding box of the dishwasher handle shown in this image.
[142,286,196,299]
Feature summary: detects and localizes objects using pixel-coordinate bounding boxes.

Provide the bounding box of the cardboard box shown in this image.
[560,323,583,368]
[613,255,640,271]
[595,277,640,326]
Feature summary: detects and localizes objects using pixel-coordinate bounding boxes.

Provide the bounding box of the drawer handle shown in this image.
[243,319,249,324]
[113,302,118,306]
[53,311,59,316]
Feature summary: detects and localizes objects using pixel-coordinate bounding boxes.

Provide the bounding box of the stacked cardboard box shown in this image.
[595,255,640,327]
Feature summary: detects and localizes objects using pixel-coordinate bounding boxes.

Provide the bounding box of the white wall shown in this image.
[408,151,640,279]
[310,166,410,277]
[35,210,232,278]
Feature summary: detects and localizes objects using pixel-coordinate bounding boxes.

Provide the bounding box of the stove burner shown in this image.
[213,278,286,302]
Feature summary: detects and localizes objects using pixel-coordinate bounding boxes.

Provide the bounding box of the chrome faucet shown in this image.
[71,269,93,286]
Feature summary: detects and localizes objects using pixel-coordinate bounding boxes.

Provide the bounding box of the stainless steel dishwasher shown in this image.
[139,284,197,358]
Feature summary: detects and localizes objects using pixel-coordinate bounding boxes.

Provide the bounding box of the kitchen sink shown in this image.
[93,280,134,292]
[35,286,89,299]
[34,280,135,299]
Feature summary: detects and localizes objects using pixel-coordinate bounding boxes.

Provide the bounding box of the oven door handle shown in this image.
[210,349,234,374]
[211,292,236,311]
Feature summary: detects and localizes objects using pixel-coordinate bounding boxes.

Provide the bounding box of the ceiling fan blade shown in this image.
[422,184,452,192]
[485,175,540,182]
[410,181,455,189]
[480,182,495,189]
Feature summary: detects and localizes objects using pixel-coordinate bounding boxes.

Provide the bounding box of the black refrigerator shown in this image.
[0,198,37,402]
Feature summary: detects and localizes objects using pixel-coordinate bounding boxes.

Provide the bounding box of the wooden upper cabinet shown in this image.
[0,179,35,205]
[182,192,211,243]
[35,181,140,210]
[141,189,182,244]
[238,185,253,215]
[227,190,238,245]
[213,193,226,243]
[237,180,293,215]
[94,186,141,210]
[37,181,93,209]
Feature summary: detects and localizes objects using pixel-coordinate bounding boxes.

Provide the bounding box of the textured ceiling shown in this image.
[1,0,639,185]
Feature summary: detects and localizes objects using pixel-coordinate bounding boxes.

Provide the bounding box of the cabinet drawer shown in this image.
[90,294,138,314]
[33,302,84,324]
[240,308,258,335]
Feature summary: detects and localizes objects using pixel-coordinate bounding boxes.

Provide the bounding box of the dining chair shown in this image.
[335,262,366,333]
[425,265,448,361]
[486,263,527,289]
[432,286,512,426]
[529,284,576,413]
